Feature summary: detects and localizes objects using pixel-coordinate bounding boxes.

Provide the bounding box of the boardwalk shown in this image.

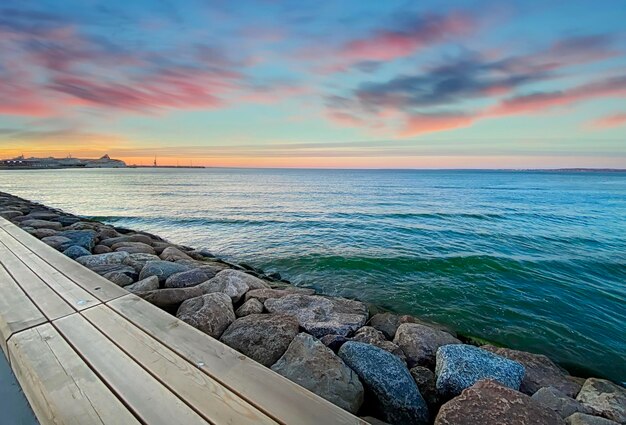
[0,217,365,425]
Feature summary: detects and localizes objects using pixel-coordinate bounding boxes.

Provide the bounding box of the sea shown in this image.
[1,168,624,383]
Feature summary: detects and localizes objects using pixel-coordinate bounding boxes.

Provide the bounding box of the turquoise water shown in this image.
[1,168,625,382]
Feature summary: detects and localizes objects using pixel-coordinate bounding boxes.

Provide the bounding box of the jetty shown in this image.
[0,216,364,425]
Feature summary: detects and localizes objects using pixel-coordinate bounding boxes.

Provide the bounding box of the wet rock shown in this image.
[203,269,270,302]
[482,346,582,397]
[435,344,525,398]
[338,341,429,425]
[434,380,564,425]
[566,413,620,425]
[576,378,626,423]
[28,228,58,239]
[93,244,112,254]
[164,268,210,289]
[272,333,364,413]
[76,251,129,268]
[244,287,316,303]
[159,246,192,262]
[532,387,591,418]
[41,235,72,250]
[124,275,159,293]
[122,253,160,273]
[21,219,63,230]
[62,245,91,260]
[321,334,350,352]
[411,366,440,409]
[353,326,407,363]
[57,230,98,251]
[265,294,368,338]
[394,323,461,368]
[220,314,299,367]
[235,298,264,317]
[103,271,134,286]
[138,260,192,284]
[176,293,235,338]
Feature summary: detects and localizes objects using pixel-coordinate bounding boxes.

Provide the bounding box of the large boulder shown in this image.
[28,228,58,239]
[394,323,461,368]
[76,251,130,268]
[411,366,440,409]
[137,286,206,308]
[352,326,406,363]
[88,264,137,279]
[21,219,63,230]
[124,276,159,293]
[122,253,160,273]
[576,378,626,423]
[244,287,316,303]
[93,244,112,254]
[138,260,192,284]
[57,230,98,251]
[369,313,418,339]
[565,413,620,425]
[41,235,72,250]
[63,245,92,260]
[434,380,565,425]
[265,294,368,338]
[113,242,156,255]
[0,210,22,219]
[176,293,235,338]
[101,234,153,247]
[160,246,192,262]
[235,298,264,317]
[532,387,591,418]
[338,341,429,425]
[272,333,364,413]
[164,268,211,289]
[220,314,299,367]
[435,344,525,398]
[103,271,134,286]
[483,345,582,397]
[203,269,269,302]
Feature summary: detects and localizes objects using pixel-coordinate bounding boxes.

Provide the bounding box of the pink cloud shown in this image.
[589,113,626,129]
[400,114,475,136]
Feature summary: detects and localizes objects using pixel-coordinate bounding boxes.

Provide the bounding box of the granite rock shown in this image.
[352,326,407,363]
[532,387,591,418]
[411,366,440,409]
[62,245,91,260]
[576,378,626,423]
[138,260,192,284]
[164,268,210,289]
[124,275,159,293]
[244,287,316,303]
[235,298,264,317]
[57,230,98,251]
[21,219,63,230]
[394,323,461,368]
[203,269,270,302]
[76,251,130,268]
[176,293,235,338]
[566,413,620,425]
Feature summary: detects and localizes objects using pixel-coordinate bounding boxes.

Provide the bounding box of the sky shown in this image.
[0,0,625,168]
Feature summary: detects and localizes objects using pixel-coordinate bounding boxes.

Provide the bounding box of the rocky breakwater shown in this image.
[1,191,625,425]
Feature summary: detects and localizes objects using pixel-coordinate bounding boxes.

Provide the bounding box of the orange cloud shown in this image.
[589,113,626,129]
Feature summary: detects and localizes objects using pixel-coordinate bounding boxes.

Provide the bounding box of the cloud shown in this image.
[588,113,626,129]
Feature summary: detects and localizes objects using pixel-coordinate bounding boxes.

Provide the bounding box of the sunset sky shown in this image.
[1,0,625,168]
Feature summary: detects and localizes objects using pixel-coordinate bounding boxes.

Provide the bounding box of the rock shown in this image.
[353,326,407,363]
[76,251,129,268]
[137,286,206,308]
[482,346,582,397]
[138,260,192,284]
[235,298,264,317]
[0,210,22,219]
[93,244,112,254]
[56,216,80,226]
[97,227,121,240]
[566,413,620,425]
[265,294,368,338]
[338,341,429,425]
[41,235,72,250]
[394,323,461,368]
[220,314,299,367]
[361,417,390,425]
[21,219,63,230]
[66,221,104,231]
[434,379,565,425]
[113,242,156,255]
[176,293,235,338]
[22,211,59,221]
[411,366,440,409]
[28,228,58,239]
[187,248,215,260]
[321,334,350,352]
[244,287,316,303]
[122,253,160,273]
[103,271,134,286]
[533,387,591,418]
[203,269,269,302]
[57,230,98,251]
[62,245,92,260]
[151,241,176,254]
[272,333,364,413]
[124,275,159,293]
[576,378,626,423]
[89,264,137,279]
[159,246,192,262]
[101,234,153,247]
[164,268,210,289]
[369,312,418,339]
[435,344,525,398]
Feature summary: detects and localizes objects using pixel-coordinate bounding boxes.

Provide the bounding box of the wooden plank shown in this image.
[0,229,99,310]
[54,313,210,425]
[0,219,127,302]
[0,264,47,357]
[8,322,141,425]
[82,305,277,425]
[0,240,74,321]
[108,295,365,425]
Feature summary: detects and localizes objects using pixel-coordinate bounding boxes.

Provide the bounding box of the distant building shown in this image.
[0,154,126,169]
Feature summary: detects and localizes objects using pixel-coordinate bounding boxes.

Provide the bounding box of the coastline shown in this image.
[1,190,624,425]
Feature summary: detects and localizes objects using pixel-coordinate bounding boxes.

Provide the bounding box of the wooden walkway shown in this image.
[0,217,365,425]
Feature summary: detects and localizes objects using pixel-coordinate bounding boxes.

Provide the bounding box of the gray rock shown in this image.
[137,286,206,308]
[56,216,80,226]
[338,341,429,425]
[122,253,160,273]
[164,268,210,289]
[114,243,156,255]
[411,366,440,409]
[203,269,270,302]
[41,235,72,250]
[160,246,192,262]
[360,417,390,425]
[138,260,192,283]
[28,228,58,239]
[272,333,364,414]
[93,244,112,254]
[566,413,620,425]
[103,271,135,286]
[321,334,350,352]
[434,379,565,425]
[57,230,98,251]
[22,211,59,221]
[482,345,582,397]
[265,294,368,338]
[220,314,299,367]
[62,245,92,260]
[88,263,137,277]
[0,210,22,219]
[97,227,121,240]
[353,326,407,363]
[533,387,591,418]
[124,276,159,293]
[235,298,264,317]
[176,293,235,338]
[76,251,129,268]
[21,219,63,230]
[435,344,525,398]
[369,312,418,339]
[101,234,153,247]
[576,378,626,423]
[244,287,316,303]
[394,323,461,368]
